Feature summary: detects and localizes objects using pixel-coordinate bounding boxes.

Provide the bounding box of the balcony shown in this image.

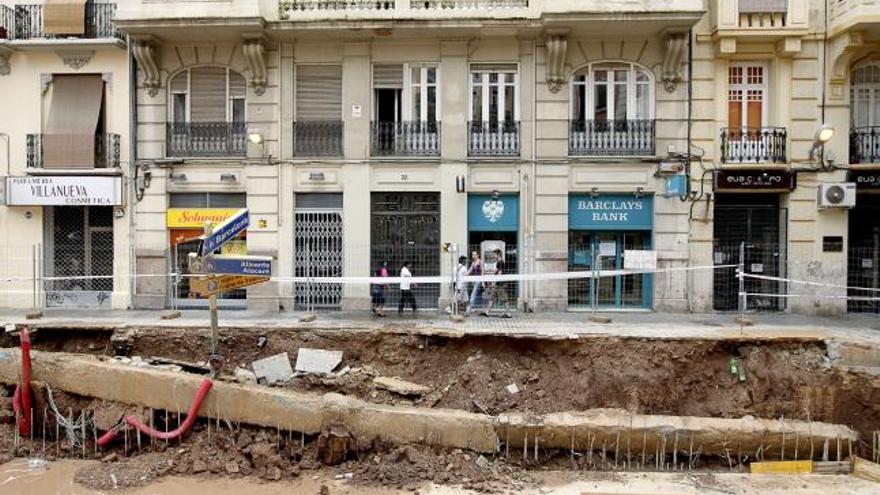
[720,127,787,164]
[468,121,520,157]
[568,120,655,157]
[166,122,247,158]
[829,0,880,37]
[850,126,880,165]
[293,121,344,157]
[371,121,440,157]
[281,0,528,16]
[27,133,120,169]
[2,3,122,41]
[709,0,808,54]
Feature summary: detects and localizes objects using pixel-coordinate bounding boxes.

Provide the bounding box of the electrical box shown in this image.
[817,182,856,209]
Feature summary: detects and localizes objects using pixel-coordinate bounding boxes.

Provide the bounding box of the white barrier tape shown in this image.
[741,292,880,302]
[0,264,732,285]
[740,272,880,293]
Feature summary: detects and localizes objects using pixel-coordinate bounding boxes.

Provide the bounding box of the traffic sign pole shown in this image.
[203,220,221,370]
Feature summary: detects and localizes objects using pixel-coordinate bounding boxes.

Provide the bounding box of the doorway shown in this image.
[568,231,652,309]
[848,193,880,313]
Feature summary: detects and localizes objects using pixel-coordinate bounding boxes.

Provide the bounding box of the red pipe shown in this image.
[12,327,32,437]
[97,378,213,447]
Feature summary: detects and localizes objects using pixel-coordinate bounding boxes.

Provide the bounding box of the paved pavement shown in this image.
[2,308,880,345]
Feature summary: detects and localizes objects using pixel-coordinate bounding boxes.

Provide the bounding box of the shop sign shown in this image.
[568,194,654,231]
[201,208,249,256]
[713,170,796,192]
[166,208,240,228]
[468,194,519,232]
[5,176,122,206]
[847,170,880,190]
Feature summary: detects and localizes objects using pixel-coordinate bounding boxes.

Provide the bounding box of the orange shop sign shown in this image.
[166,209,239,229]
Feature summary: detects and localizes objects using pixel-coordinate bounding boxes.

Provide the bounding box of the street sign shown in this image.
[191,275,269,297]
[200,208,249,256]
[203,255,273,276]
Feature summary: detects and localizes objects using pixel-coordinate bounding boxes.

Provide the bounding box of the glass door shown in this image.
[568,231,651,309]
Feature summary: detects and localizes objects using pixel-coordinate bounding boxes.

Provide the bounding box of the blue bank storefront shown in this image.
[568,194,653,310]
[468,194,519,295]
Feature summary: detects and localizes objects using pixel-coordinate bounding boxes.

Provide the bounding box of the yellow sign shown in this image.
[190,275,269,297]
[167,209,240,229]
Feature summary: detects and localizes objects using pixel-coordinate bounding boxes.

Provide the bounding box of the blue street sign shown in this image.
[200,208,249,256]
[203,255,273,277]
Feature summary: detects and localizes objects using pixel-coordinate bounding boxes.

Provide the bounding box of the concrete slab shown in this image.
[295,348,343,374]
[251,352,294,383]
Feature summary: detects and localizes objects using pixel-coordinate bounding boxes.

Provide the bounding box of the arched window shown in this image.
[851,63,880,128]
[571,62,653,122]
[168,67,247,124]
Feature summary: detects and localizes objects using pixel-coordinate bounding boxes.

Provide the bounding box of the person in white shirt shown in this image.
[398,262,417,314]
[447,255,470,314]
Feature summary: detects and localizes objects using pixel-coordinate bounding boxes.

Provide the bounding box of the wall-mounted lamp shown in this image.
[308,171,325,181]
[809,124,835,164]
[170,172,187,182]
[634,187,645,198]
[248,132,263,145]
[135,162,152,201]
[220,173,238,183]
[455,175,466,193]
[589,187,599,198]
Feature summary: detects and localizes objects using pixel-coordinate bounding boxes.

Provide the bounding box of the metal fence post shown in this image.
[738,241,746,320]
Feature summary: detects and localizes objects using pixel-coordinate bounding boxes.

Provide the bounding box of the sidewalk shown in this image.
[2,308,880,345]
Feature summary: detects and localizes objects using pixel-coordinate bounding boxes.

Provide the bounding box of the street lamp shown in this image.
[809,124,835,163]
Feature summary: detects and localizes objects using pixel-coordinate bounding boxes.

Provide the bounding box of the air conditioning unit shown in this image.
[817,182,856,209]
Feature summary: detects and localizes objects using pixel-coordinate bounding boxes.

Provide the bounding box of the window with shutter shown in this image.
[296,65,343,121]
[190,67,227,122]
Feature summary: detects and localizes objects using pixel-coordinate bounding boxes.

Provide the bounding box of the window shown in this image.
[728,63,766,130]
[851,64,880,128]
[570,62,653,122]
[168,67,247,123]
[169,193,247,208]
[296,64,343,122]
[470,64,518,124]
[372,63,440,123]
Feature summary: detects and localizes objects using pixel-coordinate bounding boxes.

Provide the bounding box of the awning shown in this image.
[44,75,104,169]
[43,0,87,36]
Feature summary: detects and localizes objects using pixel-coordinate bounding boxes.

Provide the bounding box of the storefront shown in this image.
[468,193,519,301]
[166,193,247,308]
[294,193,344,310]
[5,176,123,308]
[568,193,653,310]
[712,169,794,312]
[846,169,880,312]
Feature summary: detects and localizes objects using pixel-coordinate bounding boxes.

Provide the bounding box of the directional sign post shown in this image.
[203,255,273,277]
[191,275,270,298]
[200,208,249,256]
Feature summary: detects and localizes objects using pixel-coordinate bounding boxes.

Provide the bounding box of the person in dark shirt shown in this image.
[483,249,511,318]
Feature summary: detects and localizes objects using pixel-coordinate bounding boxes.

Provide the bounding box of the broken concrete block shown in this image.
[506,383,520,395]
[373,376,431,397]
[316,425,355,466]
[295,348,342,374]
[252,353,294,384]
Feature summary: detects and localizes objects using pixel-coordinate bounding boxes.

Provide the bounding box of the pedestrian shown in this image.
[483,249,511,318]
[454,255,469,313]
[467,251,483,315]
[371,261,389,316]
[398,261,417,315]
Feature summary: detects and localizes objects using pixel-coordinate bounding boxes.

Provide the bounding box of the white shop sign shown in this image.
[5,176,123,206]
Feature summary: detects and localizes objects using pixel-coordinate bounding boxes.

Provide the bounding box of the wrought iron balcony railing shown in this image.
[10,3,122,41]
[166,122,247,158]
[293,121,344,157]
[282,1,395,11]
[0,5,12,40]
[468,121,520,157]
[412,0,528,8]
[851,126,880,165]
[27,133,121,169]
[281,0,526,12]
[568,120,655,157]
[371,121,441,157]
[720,127,787,163]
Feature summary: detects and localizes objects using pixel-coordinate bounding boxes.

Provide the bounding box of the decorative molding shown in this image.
[829,30,868,100]
[544,33,568,93]
[242,36,268,96]
[662,31,688,93]
[41,74,53,94]
[56,49,94,70]
[132,36,161,97]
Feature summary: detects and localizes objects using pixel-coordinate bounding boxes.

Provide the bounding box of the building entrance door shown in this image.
[371,192,440,309]
[848,193,880,313]
[295,193,344,310]
[568,231,652,309]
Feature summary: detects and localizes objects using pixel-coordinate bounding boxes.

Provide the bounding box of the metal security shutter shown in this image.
[739,0,787,13]
[373,64,404,88]
[296,65,342,121]
[190,67,227,122]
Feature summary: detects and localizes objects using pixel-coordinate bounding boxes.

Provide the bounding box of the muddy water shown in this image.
[0,459,431,495]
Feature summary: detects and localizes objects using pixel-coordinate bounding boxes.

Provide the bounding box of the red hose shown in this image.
[96,378,213,447]
[12,327,32,437]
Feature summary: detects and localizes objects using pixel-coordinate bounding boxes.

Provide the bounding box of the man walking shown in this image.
[467,251,483,315]
[398,261,417,315]
[483,249,511,318]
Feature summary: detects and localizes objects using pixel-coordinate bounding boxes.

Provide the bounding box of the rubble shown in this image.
[373,376,431,397]
[295,348,343,374]
[252,353,294,384]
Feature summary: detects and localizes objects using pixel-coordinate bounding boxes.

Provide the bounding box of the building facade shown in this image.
[0,0,132,310]
[3,0,880,316]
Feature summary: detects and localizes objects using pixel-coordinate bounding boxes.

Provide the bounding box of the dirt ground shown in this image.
[4,326,880,440]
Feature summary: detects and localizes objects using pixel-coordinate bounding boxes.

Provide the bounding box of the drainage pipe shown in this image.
[96,377,213,447]
[11,327,32,437]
